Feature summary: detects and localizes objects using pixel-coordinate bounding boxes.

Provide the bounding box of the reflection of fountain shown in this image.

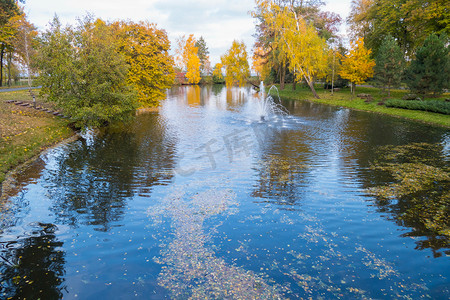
[257,81,288,120]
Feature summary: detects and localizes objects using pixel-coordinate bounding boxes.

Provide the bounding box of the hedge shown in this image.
[385,99,450,115]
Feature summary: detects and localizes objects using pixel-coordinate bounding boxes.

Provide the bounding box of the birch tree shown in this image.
[257,0,327,98]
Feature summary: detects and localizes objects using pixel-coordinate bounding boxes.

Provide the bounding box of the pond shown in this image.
[1,85,449,299]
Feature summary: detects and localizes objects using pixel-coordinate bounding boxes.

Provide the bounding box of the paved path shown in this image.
[4,99,68,118]
[0,86,41,93]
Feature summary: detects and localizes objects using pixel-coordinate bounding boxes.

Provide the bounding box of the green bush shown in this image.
[35,16,138,128]
[385,99,450,115]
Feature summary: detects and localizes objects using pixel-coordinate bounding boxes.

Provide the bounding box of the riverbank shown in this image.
[0,90,75,189]
[273,84,450,127]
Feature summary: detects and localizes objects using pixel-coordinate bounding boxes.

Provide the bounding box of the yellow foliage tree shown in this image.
[221,40,250,87]
[114,21,175,107]
[212,63,224,82]
[176,34,201,84]
[252,46,270,81]
[339,37,375,95]
[0,14,17,86]
[257,0,328,98]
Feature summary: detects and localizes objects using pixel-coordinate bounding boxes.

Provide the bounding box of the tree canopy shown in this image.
[36,16,137,127]
[195,36,211,75]
[176,34,201,84]
[347,0,450,57]
[339,37,375,95]
[221,40,250,87]
[373,35,405,96]
[0,0,24,26]
[113,21,175,107]
[405,34,449,97]
[255,0,328,98]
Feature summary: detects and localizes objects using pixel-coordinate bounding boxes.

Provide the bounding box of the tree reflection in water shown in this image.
[365,143,450,257]
[0,223,65,299]
[41,114,176,232]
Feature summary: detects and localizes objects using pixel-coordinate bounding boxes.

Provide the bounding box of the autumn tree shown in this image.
[7,11,38,88]
[323,44,348,91]
[252,0,341,89]
[405,34,449,97]
[36,16,137,127]
[347,0,373,42]
[195,36,211,75]
[373,35,404,96]
[114,21,175,107]
[212,63,224,84]
[339,37,375,96]
[0,13,17,86]
[0,0,23,25]
[257,0,327,98]
[220,40,250,87]
[347,0,449,57]
[0,0,24,86]
[176,34,201,84]
[252,46,270,81]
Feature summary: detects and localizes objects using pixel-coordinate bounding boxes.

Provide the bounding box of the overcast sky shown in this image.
[24,0,352,65]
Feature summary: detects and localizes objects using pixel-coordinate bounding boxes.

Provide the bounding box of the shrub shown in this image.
[385,99,450,115]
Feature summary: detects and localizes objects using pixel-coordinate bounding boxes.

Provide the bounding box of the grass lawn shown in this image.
[271,84,450,127]
[0,90,74,186]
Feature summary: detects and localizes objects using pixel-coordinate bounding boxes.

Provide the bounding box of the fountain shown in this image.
[257,81,288,120]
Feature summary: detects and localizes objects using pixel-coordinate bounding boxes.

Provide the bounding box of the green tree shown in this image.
[0,0,23,26]
[221,40,250,87]
[194,36,211,75]
[348,0,450,58]
[405,34,449,97]
[374,35,405,96]
[36,16,137,128]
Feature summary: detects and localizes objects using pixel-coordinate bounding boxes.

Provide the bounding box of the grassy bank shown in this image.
[0,90,74,185]
[272,84,450,127]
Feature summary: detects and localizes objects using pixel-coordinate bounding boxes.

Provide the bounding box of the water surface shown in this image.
[1,85,449,299]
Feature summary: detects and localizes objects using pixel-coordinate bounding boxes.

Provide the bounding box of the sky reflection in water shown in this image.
[1,85,449,299]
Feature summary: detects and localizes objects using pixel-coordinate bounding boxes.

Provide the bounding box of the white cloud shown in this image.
[24,0,351,64]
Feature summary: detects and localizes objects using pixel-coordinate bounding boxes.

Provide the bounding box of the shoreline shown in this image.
[273,85,450,128]
[0,133,79,200]
[136,106,160,114]
[0,96,161,200]
[299,97,450,128]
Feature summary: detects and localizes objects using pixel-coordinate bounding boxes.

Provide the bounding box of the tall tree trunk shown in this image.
[305,77,319,99]
[351,82,356,98]
[292,79,296,90]
[280,64,286,90]
[331,49,335,95]
[0,44,4,87]
[7,51,12,87]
